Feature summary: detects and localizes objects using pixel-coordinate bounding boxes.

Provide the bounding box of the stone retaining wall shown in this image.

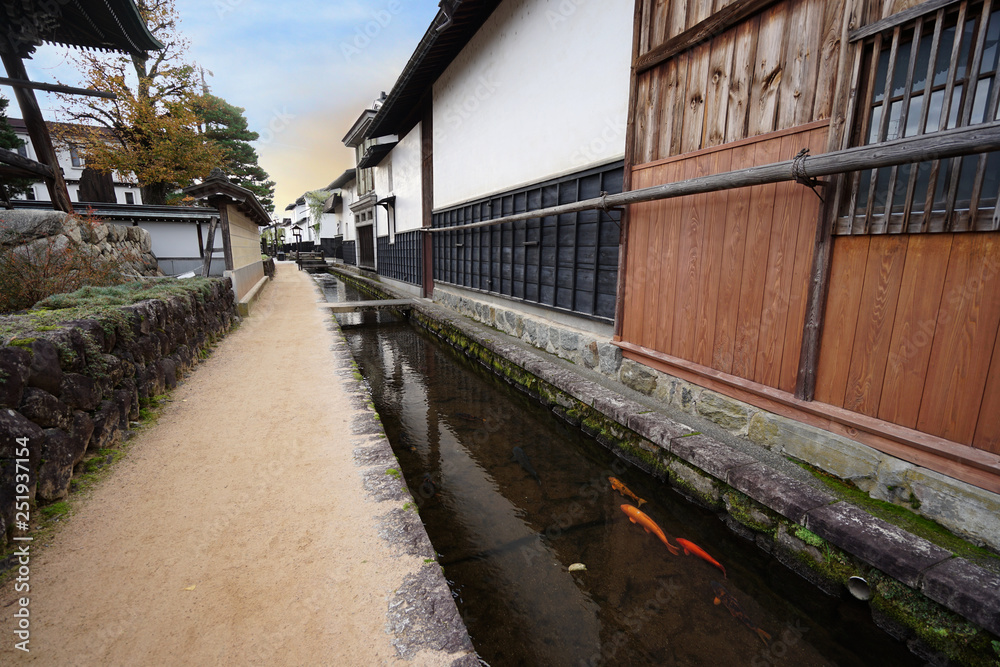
[0,210,161,277]
[0,279,236,546]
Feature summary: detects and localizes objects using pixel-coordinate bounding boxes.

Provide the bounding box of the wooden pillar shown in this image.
[211,196,235,271]
[421,102,435,299]
[0,50,73,213]
[613,0,646,339]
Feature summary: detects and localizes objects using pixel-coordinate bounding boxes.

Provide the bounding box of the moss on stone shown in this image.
[793,526,825,548]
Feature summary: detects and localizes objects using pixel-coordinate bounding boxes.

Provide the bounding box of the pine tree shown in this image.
[0,96,33,207]
[194,93,276,213]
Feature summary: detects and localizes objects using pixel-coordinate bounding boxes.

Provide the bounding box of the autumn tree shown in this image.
[194,93,276,213]
[56,0,221,204]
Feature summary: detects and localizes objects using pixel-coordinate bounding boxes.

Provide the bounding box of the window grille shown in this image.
[840,0,1000,233]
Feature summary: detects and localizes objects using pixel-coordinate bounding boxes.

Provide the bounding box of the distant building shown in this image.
[6,118,143,206]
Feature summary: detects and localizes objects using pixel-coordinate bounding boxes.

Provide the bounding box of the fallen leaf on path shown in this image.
[183,585,196,591]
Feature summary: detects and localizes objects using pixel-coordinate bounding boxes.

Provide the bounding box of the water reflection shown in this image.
[323,275,921,667]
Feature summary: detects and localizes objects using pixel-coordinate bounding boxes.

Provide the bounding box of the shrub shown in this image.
[0,233,137,313]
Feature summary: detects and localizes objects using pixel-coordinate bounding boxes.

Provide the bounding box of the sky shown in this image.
[19,0,442,216]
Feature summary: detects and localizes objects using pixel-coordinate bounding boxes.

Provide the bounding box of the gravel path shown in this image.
[1,264,465,666]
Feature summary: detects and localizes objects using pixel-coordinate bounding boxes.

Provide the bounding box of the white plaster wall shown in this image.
[137,222,201,258]
[432,0,633,209]
[319,211,340,239]
[390,122,423,233]
[341,186,357,242]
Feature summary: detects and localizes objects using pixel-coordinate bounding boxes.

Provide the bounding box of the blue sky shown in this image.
[21,0,441,214]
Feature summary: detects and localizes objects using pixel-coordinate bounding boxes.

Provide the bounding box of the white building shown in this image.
[7,118,143,206]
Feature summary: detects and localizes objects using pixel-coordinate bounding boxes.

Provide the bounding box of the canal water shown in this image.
[320,275,921,667]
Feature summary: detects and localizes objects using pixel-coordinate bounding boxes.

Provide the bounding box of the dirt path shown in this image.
[1,264,464,666]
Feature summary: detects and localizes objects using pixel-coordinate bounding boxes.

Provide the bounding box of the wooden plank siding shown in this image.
[624,122,829,390]
[814,232,1000,450]
[633,0,842,162]
[623,0,1000,492]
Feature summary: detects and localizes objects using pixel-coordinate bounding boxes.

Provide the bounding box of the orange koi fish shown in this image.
[676,538,727,578]
[620,504,680,555]
[712,581,771,646]
[609,477,646,506]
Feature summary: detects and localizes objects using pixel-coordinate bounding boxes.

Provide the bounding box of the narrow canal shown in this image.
[320,275,921,667]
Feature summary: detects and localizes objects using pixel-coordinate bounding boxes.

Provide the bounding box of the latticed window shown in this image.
[839,0,1000,234]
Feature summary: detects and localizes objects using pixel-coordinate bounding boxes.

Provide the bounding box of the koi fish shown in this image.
[608,477,646,506]
[513,446,541,484]
[712,581,771,646]
[620,504,680,555]
[676,538,727,578]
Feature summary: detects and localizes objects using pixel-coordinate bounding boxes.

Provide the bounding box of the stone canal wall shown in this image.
[330,267,1000,667]
[0,279,236,546]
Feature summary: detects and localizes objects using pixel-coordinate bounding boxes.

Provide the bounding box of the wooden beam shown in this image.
[635,0,781,74]
[0,146,54,178]
[0,76,116,99]
[849,0,960,42]
[201,216,218,278]
[0,50,73,213]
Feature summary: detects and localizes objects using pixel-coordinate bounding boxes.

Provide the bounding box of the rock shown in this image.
[62,221,83,244]
[81,221,108,244]
[620,359,657,395]
[804,502,952,588]
[20,387,73,430]
[0,409,45,530]
[137,228,152,253]
[0,209,67,244]
[728,462,835,523]
[670,433,756,481]
[920,558,1000,636]
[696,392,753,435]
[598,342,622,376]
[0,346,31,408]
[60,373,100,411]
[36,426,89,501]
[90,399,122,451]
[26,338,63,394]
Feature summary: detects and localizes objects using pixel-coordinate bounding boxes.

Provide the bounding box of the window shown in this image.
[16,143,27,158]
[125,192,135,205]
[69,145,84,168]
[841,0,1000,233]
[25,187,35,201]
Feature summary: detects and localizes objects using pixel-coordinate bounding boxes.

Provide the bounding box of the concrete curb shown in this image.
[329,269,1000,647]
[322,312,478,665]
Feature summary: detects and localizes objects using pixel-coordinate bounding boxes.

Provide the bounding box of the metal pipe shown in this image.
[424,121,1000,233]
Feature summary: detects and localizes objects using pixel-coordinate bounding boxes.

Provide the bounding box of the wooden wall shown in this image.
[632,0,844,164]
[623,123,828,392]
[816,232,1000,454]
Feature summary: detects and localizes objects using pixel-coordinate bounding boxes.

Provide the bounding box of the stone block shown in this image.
[0,346,31,408]
[747,411,882,487]
[0,209,66,242]
[669,433,755,481]
[60,373,100,411]
[581,340,599,370]
[906,467,1000,553]
[159,358,177,390]
[0,409,44,530]
[619,359,657,395]
[920,558,1000,636]
[804,502,951,587]
[37,426,89,501]
[598,342,621,376]
[728,462,835,523]
[696,391,753,435]
[668,459,722,506]
[591,389,645,429]
[26,338,63,395]
[626,411,692,449]
[20,387,73,430]
[676,383,700,414]
[90,400,122,451]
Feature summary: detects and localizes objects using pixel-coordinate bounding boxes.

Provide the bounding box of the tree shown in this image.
[194,94,276,213]
[0,96,33,207]
[56,0,221,204]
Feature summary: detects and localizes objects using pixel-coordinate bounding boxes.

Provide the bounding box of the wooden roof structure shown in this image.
[0,0,162,212]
